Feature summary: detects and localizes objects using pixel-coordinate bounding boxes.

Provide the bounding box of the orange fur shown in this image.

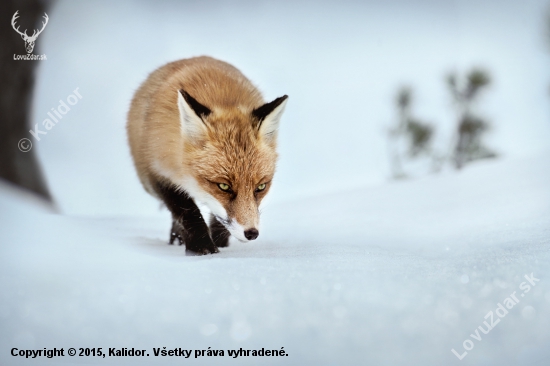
[127,56,286,235]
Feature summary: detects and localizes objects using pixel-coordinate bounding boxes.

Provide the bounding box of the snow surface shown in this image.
[1,154,549,365]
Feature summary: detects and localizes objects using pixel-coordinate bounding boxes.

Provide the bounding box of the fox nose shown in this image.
[244,228,259,240]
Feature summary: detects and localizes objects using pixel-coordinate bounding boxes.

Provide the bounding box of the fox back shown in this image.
[127,56,288,247]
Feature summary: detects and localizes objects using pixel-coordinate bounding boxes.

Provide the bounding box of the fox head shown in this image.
[177,89,288,242]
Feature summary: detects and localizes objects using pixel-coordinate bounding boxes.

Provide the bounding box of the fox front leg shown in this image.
[155,180,219,255]
[210,215,231,248]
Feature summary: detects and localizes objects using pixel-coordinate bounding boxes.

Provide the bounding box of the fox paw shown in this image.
[185,240,219,255]
[185,246,220,256]
[169,220,185,245]
[184,232,219,255]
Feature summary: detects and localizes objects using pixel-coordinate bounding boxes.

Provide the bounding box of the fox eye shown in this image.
[218,183,231,192]
[256,183,266,192]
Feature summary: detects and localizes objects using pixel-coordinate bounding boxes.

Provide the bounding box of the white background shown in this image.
[31,0,550,215]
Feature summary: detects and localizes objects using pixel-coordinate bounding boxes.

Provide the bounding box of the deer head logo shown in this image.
[11,11,49,54]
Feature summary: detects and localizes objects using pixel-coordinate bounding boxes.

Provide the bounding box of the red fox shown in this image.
[127,56,288,254]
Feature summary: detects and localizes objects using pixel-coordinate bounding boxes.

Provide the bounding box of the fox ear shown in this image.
[252,95,288,143]
[178,89,211,141]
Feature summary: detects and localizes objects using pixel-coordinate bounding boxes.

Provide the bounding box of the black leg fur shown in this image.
[210,215,231,248]
[154,179,219,255]
[169,218,185,245]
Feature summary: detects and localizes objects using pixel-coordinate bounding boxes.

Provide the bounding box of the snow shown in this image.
[3,0,550,364]
[1,154,549,365]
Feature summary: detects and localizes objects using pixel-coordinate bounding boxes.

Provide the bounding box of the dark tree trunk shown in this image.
[0,0,51,200]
